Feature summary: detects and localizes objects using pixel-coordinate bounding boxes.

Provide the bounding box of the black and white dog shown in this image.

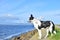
[29,14,56,39]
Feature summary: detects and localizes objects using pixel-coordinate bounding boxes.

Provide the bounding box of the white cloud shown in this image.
[0,13,19,20]
[0,14,14,17]
[6,14,13,17]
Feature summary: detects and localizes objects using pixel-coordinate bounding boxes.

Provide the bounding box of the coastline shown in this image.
[11,29,37,40]
[8,25,60,40]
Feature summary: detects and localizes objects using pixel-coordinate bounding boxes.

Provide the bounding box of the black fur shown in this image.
[29,14,34,20]
[38,21,55,33]
[38,21,50,29]
[51,22,55,33]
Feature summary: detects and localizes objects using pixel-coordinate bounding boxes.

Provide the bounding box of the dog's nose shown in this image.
[29,20,31,22]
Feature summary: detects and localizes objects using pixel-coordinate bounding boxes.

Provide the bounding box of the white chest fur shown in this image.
[32,19,41,30]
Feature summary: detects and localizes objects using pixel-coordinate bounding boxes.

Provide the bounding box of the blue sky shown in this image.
[0,0,60,25]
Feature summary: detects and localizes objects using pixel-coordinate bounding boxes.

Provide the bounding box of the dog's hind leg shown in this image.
[49,23,53,36]
[49,22,56,36]
[44,29,49,38]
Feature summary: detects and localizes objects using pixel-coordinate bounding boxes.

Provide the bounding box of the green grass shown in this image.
[48,26,60,40]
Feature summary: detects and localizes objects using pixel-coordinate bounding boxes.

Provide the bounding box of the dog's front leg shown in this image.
[38,30,41,39]
[44,29,49,38]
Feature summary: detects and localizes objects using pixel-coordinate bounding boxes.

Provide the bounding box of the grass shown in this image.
[48,26,60,40]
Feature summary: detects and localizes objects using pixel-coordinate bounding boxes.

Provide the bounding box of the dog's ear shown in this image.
[31,14,33,17]
[29,14,34,20]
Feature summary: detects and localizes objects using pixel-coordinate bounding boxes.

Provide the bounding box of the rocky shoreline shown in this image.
[11,29,37,40]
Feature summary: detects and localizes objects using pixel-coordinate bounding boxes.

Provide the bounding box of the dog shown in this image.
[29,14,56,39]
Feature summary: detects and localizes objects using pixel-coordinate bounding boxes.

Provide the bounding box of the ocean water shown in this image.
[0,24,34,40]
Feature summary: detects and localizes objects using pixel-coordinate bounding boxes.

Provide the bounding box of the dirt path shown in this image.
[29,25,60,40]
[29,29,49,40]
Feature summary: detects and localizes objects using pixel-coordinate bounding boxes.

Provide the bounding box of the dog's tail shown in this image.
[53,31,56,34]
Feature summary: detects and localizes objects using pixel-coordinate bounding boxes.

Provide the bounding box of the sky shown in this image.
[0,0,60,25]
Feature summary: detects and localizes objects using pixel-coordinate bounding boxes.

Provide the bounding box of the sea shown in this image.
[0,24,34,40]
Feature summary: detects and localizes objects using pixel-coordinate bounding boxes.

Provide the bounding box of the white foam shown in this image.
[4,29,34,40]
[4,32,21,39]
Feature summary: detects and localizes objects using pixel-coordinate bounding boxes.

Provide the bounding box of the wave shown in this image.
[4,32,21,40]
[0,38,4,40]
[4,31,30,40]
[4,29,34,40]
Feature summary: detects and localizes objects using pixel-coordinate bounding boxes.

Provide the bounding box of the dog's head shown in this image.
[29,14,34,22]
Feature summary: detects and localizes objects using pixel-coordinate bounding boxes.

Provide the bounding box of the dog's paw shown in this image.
[44,35,48,39]
[44,37,47,39]
[51,34,53,36]
[38,37,41,39]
